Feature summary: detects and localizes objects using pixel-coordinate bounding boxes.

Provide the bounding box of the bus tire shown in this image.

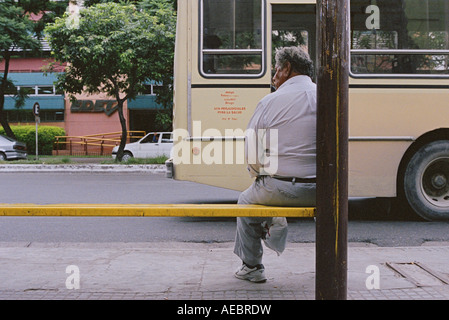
[403,140,449,221]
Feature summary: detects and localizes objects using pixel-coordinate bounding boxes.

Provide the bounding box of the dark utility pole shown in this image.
[315,0,350,300]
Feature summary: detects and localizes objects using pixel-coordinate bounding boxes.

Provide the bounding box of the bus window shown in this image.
[200,0,264,77]
[351,0,449,76]
[271,4,316,80]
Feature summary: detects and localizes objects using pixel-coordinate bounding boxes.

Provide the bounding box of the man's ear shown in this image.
[285,61,292,77]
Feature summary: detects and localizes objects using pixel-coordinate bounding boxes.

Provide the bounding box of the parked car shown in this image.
[112,132,173,161]
[0,134,27,161]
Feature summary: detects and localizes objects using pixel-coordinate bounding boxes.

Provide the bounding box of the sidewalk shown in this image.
[0,241,448,300]
[1,162,448,300]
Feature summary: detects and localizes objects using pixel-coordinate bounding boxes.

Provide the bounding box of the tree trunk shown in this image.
[0,111,16,139]
[0,54,17,139]
[115,99,127,162]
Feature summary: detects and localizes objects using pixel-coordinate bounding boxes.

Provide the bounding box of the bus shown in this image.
[166,0,449,221]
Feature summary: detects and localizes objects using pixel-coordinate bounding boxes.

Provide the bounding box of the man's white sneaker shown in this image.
[234,264,267,283]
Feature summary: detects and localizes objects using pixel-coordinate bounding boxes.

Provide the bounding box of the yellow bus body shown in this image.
[170,0,449,220]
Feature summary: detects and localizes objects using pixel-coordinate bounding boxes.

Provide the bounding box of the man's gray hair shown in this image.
[275,46,314,78]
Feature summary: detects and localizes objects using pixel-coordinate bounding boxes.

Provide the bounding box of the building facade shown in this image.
[1,57,166,138]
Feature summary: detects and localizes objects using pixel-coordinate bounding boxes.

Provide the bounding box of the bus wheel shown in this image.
[404,140,449,221]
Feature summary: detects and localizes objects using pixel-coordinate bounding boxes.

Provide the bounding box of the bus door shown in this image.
[271,3,317,81]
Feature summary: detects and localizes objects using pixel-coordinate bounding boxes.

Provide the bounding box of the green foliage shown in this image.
[0,2,40,54]
[0,125,66,155]
[44,1,176,160]
[155,109,173,131]
[45,1,176,103]
[0,0,68,139]
[120,155,168,165]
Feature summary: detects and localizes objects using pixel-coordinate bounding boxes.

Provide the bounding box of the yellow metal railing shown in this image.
[53,131,146,156]
[0,203,316,218]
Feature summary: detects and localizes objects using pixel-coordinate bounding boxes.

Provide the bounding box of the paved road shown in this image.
[1,171,449,301]
[1,172,240,204]
[1,172,449,246]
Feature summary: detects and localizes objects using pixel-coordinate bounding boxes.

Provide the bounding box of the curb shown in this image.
[0,164,166,173]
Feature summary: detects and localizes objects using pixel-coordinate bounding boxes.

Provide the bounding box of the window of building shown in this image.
[18,86,37,95]
[152,85,163,96]
[6,110,64,122]
[37,86,55,95]
[13,85,60,96]
[138,84,163,95]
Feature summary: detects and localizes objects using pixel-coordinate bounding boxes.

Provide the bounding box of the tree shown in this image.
[0,0,67,139]
[0,2,39,139]
[45,1,176,161]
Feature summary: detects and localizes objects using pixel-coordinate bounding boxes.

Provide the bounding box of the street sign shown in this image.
[33,102,40,117]
[33,102,40,160]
